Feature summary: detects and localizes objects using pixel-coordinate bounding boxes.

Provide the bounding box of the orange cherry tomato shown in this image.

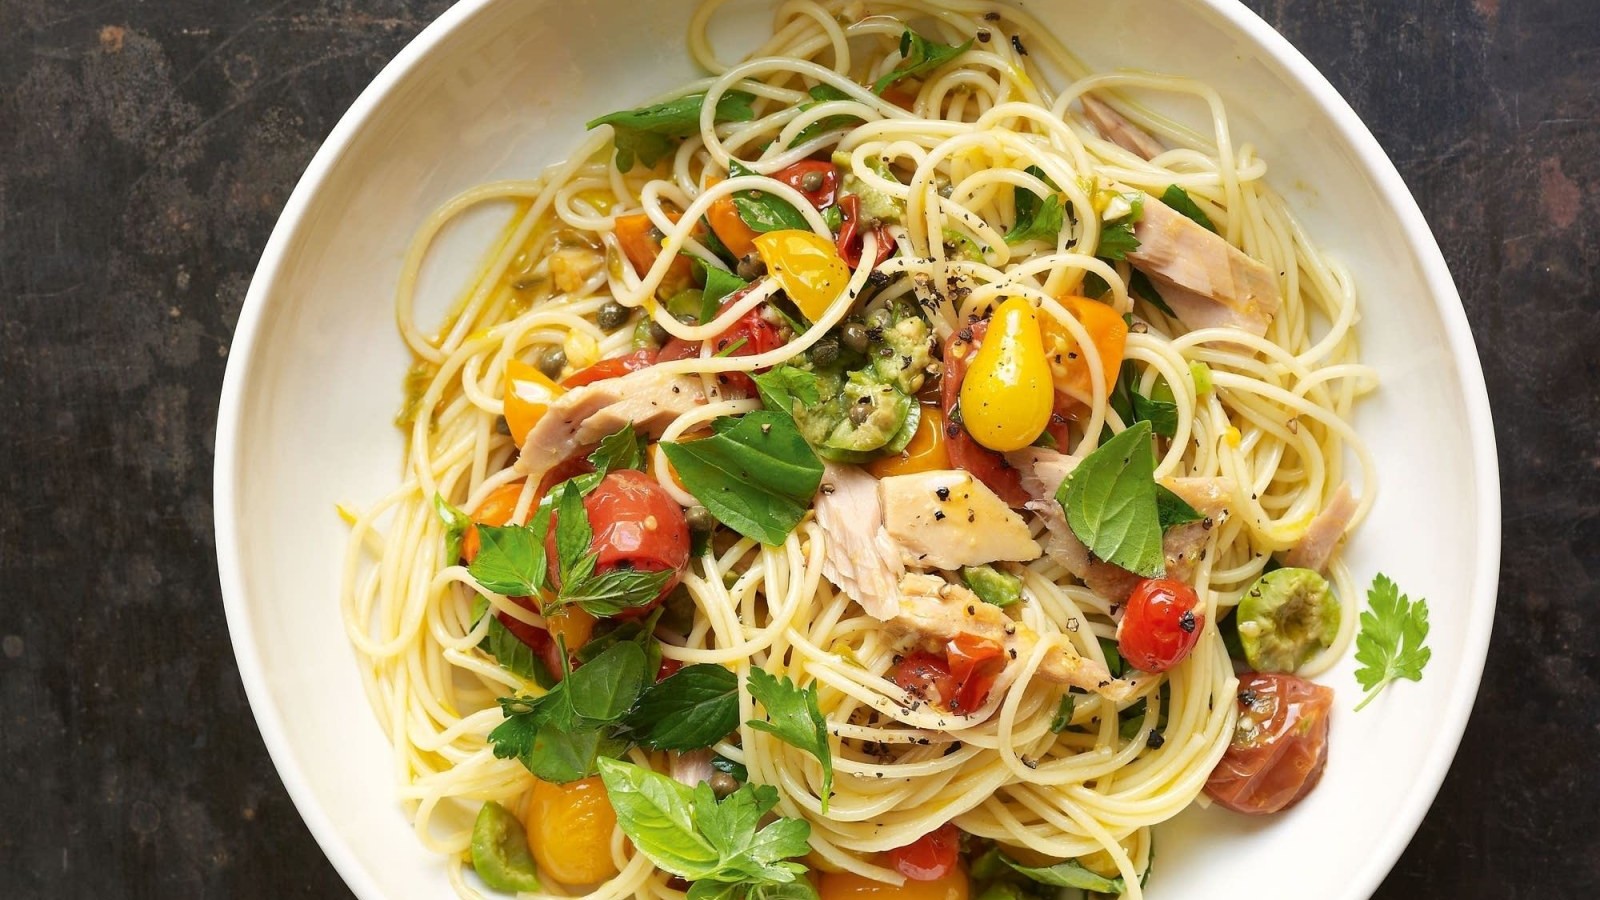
[461,481,528,563]
[615,212,693,295]
[868,405,950,478]
[504,360,566,446]
[886,824,962,882]
[820,867,968,900]
[525,777,620,885]
[562,348,658,388]
[1205,672,1333,815]
[1116,578,1204,673]
[1040,296,1128,406]
[706,176,760,259]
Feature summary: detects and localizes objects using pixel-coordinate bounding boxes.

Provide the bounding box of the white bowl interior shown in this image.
[217,1,1499,898]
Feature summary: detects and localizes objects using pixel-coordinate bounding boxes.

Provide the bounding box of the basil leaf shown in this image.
[728,160,810,233]
[589,423,645,475]
[565,641,648,725]
[1156,484,1203,531]
[597,758,726,878]
[524,725,630,784]
[873,29,974,94]
[434,493,471,564]
[661,411,824,545]
[745,669,833,812]
[1000,852,1126,893]
[627,664,740,750]
[469,524,547,596]
[579,606,664,669]
[1160,184,1217,233]
[1058,421,1164,577]
[1007,166,1065,246]
[1130,390,1178,438]
[751,365,822,421]
[588,91,757,172]
[790,84,862,147]
[1128,268,1176,318]
[473,595,557,688]
[700,263,750,324]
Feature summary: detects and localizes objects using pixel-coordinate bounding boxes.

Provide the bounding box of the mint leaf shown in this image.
[561,566,674,617]
[661,411,824,545]
[627,664,740,750]
[1058,421,1164,577]
[873,29,974,94]
[565,641,648,725]
[790,84,862,147]
[434,493,470,564]
[588,91,757,172]
[1160,185,1217,233]
[554,481,591,582]
[1352,573,1431,711]
[746,669,833,812]
[472,595,557,688]
[589,423,646,475]
[469,524,547,596]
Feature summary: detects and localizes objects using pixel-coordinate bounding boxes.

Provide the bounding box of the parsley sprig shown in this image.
[1352,573,1431,711]
[746,669,833,813]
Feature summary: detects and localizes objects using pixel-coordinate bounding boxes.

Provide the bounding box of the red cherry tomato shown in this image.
[886,823,962,882]
[1116,578,1204,673]
[659,288,785,397]
[561,348,659,388]
[774,160,839,209]
[890,651,956,709]
[656,657,685,681]
[834,194,896,270]
[943,633,1006,714]
[545,470,691,609]
[1205,672,1334,814]
[940,322,1028,506]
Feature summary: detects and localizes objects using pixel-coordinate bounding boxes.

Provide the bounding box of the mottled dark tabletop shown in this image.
[1,0,1596,897]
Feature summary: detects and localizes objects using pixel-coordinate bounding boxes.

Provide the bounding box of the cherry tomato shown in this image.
[503,360,566,446]
[941,322,1028,506]
[868,404,950,478]
[545,470,691,609]
[886,824,962,882]
[774,160,839,209]
[561,348,658,388]
[754,230,851,322]
[495,596,568,678]
[820,868,968,900]
[943,634,1006,714]
[890,651,956,708]
[1117,578,1204,673]
[1040,296,1128,407]
[835,194,895,270]
[659,289,785,397]
[1205,672,1334,814]
[525,776,620,885]
[655,657,685,681]
[614,212,693,296]
[461,480,528,563]
[958,297,1054,452]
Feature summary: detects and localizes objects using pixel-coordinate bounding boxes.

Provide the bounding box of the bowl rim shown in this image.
[213,1,1502,897]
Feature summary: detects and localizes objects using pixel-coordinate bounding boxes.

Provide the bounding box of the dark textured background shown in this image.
[1,0,1595,896]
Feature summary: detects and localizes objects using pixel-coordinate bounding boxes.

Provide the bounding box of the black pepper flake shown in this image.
[1146,731,1166,749]
[1239,689,1258,706]
[967,510,975,523]
[1011,34,1028,55]
[936,486,951,501]
[1008,648,1018,659]
[1178,610,1197,633]
[867,326,884,342]
[958,326,973,342]
[943,741,963,756]
[1202,516,1214,530]
[821,483,836,494]
[966,604,976,615]
[902,355,912,368]
[984,10,1001,21]
[935,511,947,521]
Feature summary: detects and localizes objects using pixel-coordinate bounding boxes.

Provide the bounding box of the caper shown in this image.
[841,321,869,354]
[537,346,566,379]
[849,401,873,425]
[649,320,671,346]
[736,253,767,280]
[800,170,825,192]
[708,772,740,798]
[597,300,629,332]
[811,335,841,367]
[685,505,717,533]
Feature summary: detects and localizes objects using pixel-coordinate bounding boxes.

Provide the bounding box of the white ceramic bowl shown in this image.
[215,1,1500,897]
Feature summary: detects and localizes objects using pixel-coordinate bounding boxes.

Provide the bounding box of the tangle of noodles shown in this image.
[342,2,1377,898]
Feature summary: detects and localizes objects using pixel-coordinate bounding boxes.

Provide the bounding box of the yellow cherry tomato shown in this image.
[524,776,619,886]
[504,359,566,445]
[544,607,595,653]
[820,868,969,900]
[958,297,1054,451]
[1039,295,1128,405]
[754,230,851,322]
[868,405,950,478]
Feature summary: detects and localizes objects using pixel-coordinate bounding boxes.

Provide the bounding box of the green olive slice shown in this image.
[1236,567,1340,673]
[470,801,542,893]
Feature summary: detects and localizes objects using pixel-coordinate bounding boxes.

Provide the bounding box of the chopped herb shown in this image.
[874,29,974,94]
[1160,184,1217,233]
[588,423,646,475]
[728,160,810,233]
[434,494,471,565]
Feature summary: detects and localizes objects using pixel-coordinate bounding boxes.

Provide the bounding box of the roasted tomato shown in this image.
[941,321,1028,506]
[891,651,956,708]
[1205,672,1334,814]
[890,636,1005,715]
[1117,577,1204,673]
[774,160,839,209]
[561,348,658,388]
[886,824,962,882]
[545,470,691,610]
[835,194,895,270]
[659,288,785,396]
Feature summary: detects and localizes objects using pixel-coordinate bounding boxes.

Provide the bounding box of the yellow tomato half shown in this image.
[524,776,619,886]
[820,868,969,900]
[754,230,851,322]
[504,359,566,445]
[958,297,1054,451]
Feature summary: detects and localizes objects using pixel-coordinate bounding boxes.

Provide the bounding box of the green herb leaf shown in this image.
[790,84,862,147]
[1160,185,1217,233]
[1096,194,1145,261]
[435,494,471,565]
[1098,637,1126,678]
[1128,268,1176,317]
[486,641,648,782]
[727,160,811,233]
[1058,421,1164,577]
[1007,167,1065,246]
[1155,485,1204,531]
[588,91,757,172]
[1049,694,1076,733]
[822,204,843,232]
[626,664,741,750]
[1000,853,1126,894]
[751,365,822,421]
[711,755,748,782]
[661,411,824,545]
[565,641,649,725]
[589,423,646,475]
[700,263,750,324]
[473,595,557,687]
[561,566,675,617]
[555,482,591,581]
[1130,389,1178,438]
[873,29,974,94]
[746,669,833,813]
[469,524,547,596]
[1352,573,1431,711]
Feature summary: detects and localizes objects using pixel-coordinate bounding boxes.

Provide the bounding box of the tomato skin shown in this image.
[943,634,1006,714]
[659,289,785,397]
[835,194,895,270]
[867,404,950,478]
[655,657,684,681]
[525,776,620,885]
[941,322,1029,507]
[754,230,851,323]
[545,470,690,610]
[887,824,962,882]
[1040,296,1128,406]
[1205,672,1334,815]
[1117,578,1204,673]
[562,348,658,388]
[774,160,839,209]
[891,651,956,708]
[958,297,1054,452]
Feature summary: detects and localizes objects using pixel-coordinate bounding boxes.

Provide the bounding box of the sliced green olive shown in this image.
[1236,567,1340,673]
[470,801,542,893]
